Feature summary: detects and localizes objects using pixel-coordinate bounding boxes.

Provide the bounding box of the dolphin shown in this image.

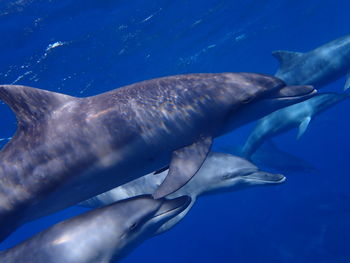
[242,92,350,158]
[0,73,315,241]
[0,195,190,263]
[79,152,285,234]
[273,34,350,90]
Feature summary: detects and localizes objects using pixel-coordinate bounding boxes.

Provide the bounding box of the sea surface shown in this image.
[0,1,350,262]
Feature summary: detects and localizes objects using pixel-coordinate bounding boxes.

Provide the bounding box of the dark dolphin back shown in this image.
[0,85,75,132]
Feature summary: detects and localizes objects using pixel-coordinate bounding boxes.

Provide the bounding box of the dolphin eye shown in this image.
[130,223,138,231]
[242,96,255,104]
[222,173,234,180]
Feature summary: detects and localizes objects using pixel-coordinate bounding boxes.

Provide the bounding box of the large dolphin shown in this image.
[0,73,315,241]
[273,34,350,90]
[80,152,285,234]
[0,195,190,263]
[242,92,349,158]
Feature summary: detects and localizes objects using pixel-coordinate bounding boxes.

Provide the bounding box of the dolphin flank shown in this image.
[0,73,315,241]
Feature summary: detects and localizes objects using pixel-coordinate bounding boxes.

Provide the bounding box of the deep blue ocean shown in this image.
[0,1,350,262]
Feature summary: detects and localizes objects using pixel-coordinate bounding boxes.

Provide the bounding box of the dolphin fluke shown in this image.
[0,85,74,129]
[272,50,303,68]
[153,135,212,199]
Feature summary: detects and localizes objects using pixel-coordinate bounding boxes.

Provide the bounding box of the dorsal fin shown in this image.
[0,85,75,130]
[272,50,304,68]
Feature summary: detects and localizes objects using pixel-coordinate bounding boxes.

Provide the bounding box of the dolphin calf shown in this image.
[242,92,350,158]
[80,152,285,234]
[273,34,350,90]
[0,195,190,263]
[0,73,315,241]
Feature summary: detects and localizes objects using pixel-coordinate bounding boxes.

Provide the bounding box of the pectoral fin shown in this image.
[153,136,212,199]
[297,116,311,139]
[344,73,350,91]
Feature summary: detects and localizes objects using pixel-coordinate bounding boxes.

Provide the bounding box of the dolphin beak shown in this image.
[244,171,286,184]
[273,85,317,100]
[154,196,191,218]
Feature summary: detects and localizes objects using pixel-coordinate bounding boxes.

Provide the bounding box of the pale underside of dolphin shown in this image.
[242,92,350,159]
[273,34,350,90]
[79,152,285,234]
[0,72,315,241]
[0,195,191,263]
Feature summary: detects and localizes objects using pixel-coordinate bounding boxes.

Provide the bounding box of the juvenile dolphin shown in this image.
[0,195,191,263]
[273,34,350,90]
[242,92,350,158]
[0,73,315,241]
[80,152,285,234]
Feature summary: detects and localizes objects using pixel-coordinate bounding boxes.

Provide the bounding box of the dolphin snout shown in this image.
[246,171,286,184]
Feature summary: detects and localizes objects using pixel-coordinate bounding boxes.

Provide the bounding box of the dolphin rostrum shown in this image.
[0,195,191,263]
[242,92,349,158]
[80,152,285,234]
[273,34,350,90]
[0,73,315,241]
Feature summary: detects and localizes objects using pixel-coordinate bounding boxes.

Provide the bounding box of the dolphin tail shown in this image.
[272,50,304,74]
[0,85,76,134]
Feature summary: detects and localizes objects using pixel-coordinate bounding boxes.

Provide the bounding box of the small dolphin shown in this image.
[273,34,350,90]
[242,92,350,158]
[80,152,285,234]
[0,73,315,241]
[0,195,191,263]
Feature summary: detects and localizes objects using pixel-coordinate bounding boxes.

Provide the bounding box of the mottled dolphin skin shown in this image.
[242,92,350,158]
[273,34,350,90]
[0,73,315,241]
[80,152,285,234]
[0,195,191,263]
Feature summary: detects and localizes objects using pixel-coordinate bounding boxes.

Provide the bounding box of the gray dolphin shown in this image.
[242,92,350,158]
[0,73,315,241]
[273,34,350,90]
[80,152,285,234]
[0,195,190,263]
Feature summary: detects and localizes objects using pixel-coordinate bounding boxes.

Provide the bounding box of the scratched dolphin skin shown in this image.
[0,73,315,241]
[80,152,285,235]
[273,34,350,90]
[242,92,350,158]
[0,195,191,263]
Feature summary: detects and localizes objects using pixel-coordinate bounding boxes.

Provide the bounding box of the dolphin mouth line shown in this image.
[153,197,191,219]
[244,174,286,184]
[277,89,317,100]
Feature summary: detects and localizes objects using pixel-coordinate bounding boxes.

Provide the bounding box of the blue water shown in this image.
[1,0,350,262]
